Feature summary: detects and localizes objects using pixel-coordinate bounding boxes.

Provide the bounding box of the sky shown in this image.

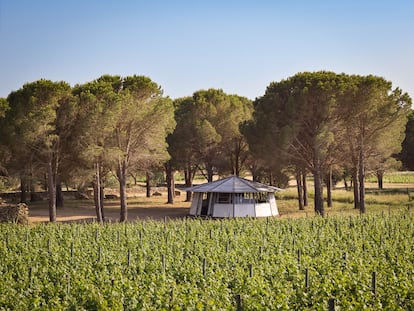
[1,0,413,100]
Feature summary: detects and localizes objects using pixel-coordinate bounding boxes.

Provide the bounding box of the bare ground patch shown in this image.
[28,192,191,223]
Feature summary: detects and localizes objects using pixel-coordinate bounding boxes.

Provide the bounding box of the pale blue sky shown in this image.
[1,0,413,100]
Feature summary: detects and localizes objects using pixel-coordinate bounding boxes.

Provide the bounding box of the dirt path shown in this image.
[28,194,191,223]
[29,205,190,223]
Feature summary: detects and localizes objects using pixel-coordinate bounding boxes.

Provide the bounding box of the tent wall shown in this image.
[212,204,233,218]
[189,192,202,215]
[254,203,271,217]
[233,204,256,217]
[189,192,279,218]
[269,194,279,216]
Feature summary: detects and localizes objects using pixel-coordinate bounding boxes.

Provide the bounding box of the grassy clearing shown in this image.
[365,171,414,184]
[23,178,414,223]
[276,184,413,218]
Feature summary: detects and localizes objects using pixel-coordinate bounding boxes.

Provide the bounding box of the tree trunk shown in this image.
[207,165,214,183]
[47,161,57,222]
[344,177,348,191]
[233,139,241,177]
[30,173,37,202]
[377,172,384,190]
[166,162,174,204]
[93,162,103,224]
[234,156,240,177]
[251,165,259,182]
[296,171,304,210]
[20,175,27,204]
[327,168,333,208]
[100,186,105,221]
[313,168,324,216]
[184,166,193,202]
[146,172,151,198]
[352,167,360,209]
[302,171,308,207]
[296,172,305,211]
[56,181,63,208]
[171,171,175,199]
[117,160,128,222]
[130,173,138,185]
[358,148,366,214]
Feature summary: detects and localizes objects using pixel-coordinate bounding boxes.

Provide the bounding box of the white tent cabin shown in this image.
[185,176,281,218]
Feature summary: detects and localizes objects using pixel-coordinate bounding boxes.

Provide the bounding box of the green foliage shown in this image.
[169,89,252,181]
[0,98,9,118]
[245,72,412,214]
[246,71,348,215]
[398,110,414,170]
[0,213,413,310]
[71,75,176,221]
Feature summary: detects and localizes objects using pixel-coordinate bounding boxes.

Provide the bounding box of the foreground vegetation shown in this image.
[1,209,413,310]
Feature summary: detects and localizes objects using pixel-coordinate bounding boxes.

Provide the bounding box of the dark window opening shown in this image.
[217,193,232,204]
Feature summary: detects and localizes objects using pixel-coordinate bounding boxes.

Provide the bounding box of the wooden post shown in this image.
[236,294,242,311]
[28,266,32,288]
[342,252,347,268]
[98,246,101,262]
[305,268,309,288]
[248,264,253,278]
[328,298,335,311]
[67,275,70,295]
[371,271,377,297]
[170,288,174,304]
[161,254,166,274]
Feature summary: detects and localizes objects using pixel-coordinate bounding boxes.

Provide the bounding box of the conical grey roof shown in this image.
[185,176,281,193]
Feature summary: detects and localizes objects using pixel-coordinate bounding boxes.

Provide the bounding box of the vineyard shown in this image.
[1,212,413,310]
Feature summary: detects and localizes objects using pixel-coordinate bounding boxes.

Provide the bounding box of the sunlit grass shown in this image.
[24,178,414,223]
[275,184,413,218]
[365,171,414,183]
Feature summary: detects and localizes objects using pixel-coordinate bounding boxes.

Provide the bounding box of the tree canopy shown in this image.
[244,72,411,215]
[168,89,252,185]
[0,71,411,221]
[4,80,74,221]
